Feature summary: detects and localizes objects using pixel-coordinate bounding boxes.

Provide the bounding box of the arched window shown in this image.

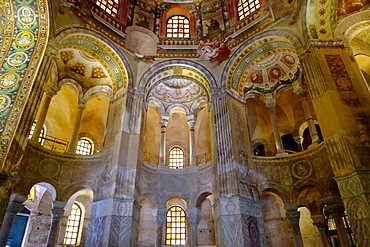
[168,147,185,169]
[166,15,190,38]
[166,206,186,245]
[76,138,94,155]
[96,0,119,18]
[237,0,260,20]
[28,121,45,142]
[64,203,83,245]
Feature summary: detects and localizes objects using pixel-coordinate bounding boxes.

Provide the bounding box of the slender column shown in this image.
[159,119,168,166]
[311,214,330,247]
[31,85,59,143]
[187,208,201,247]
[153,209,166,247]
[285,204,304,247]
[194,0,203,39]
[0,194,27,247]
[126,0,137,27]
[325,203,351,247]
[188,119,197,166]
[294,87,320,145]
[46,201,66,247]
[220,0,230,29]
[153,0,163,36]
[67,99,86,153]
[266,97,287,156]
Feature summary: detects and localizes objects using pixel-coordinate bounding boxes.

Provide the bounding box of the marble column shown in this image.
[324,203,351,247]
[159,119,168,166]
[311,214,330,247]
[188,119,197,166]
[294,88,320,146]
[31,85,59,144]
[67,99,86,153]
[46,201,66,247]
[153,209,166,247]
[153,0,163,36]
[266,97,287,156]
[285,204,304,247]
[187,208,201,247]
[194,0,203,39]
[0,194,27,247]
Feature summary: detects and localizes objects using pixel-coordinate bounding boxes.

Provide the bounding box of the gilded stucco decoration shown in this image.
[145,65,211,102]
[59,34,128,93]
[0,0,48,168]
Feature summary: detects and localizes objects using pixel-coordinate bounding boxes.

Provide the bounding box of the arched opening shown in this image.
[166,206,187,245]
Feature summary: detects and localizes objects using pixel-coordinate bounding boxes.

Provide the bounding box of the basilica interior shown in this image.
[0,0,370,246]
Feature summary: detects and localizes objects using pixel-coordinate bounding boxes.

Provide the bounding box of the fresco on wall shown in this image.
[197,37,233,66]
[325,54,361,107]
[0,0,48,168]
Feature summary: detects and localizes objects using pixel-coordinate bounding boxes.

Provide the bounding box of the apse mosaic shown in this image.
[0,0,48,166]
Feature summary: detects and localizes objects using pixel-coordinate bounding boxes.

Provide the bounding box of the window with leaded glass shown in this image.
[28,121,45,143]
[168,147,185,169]
[237,0,260,20]
[166,16,190,38]
[63,203,83,246]
[96,0,119,18]
[166,206,186,245]
[76,138,94,155]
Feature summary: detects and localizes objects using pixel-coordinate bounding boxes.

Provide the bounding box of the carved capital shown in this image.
[266,97,276,111]
[77,99,87,110]
[45,84,59,97]
[186,208,201,227]
[51,208,65,220]
[325,204,345,218]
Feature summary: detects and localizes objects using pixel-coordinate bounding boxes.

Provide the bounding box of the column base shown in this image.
[276,152,289,157]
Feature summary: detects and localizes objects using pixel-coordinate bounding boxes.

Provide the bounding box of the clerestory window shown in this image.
[168,147,185,169]
[166,206,186,245]
[96,0,119,18]
[76,137,94,155]
[166,15,190,38]
[237,0,260,20]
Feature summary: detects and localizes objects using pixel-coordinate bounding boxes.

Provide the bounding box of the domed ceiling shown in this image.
[57,49,112,93]
[149,78,206,108]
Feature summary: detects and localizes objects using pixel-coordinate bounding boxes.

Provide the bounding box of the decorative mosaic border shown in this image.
[0,0,48,169]
[60,34,128,94]
[227,37,296,96]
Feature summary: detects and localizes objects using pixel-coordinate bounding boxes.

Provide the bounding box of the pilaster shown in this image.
[85,198,141,247]
[213,197,267,247]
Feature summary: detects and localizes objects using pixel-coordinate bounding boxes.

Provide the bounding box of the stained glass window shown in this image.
[237,0,260,20]
[168,147,185,169]
[166,206,186,245]
[96,0,119,18]
[76,138,94,155]
[166,16,190,38]
[64,203,83,246]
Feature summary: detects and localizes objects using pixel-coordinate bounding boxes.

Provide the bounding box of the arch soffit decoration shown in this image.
[223,30,304,98]
[334,10,370,45]
[139,59,218,103]
[55,29,132,94]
